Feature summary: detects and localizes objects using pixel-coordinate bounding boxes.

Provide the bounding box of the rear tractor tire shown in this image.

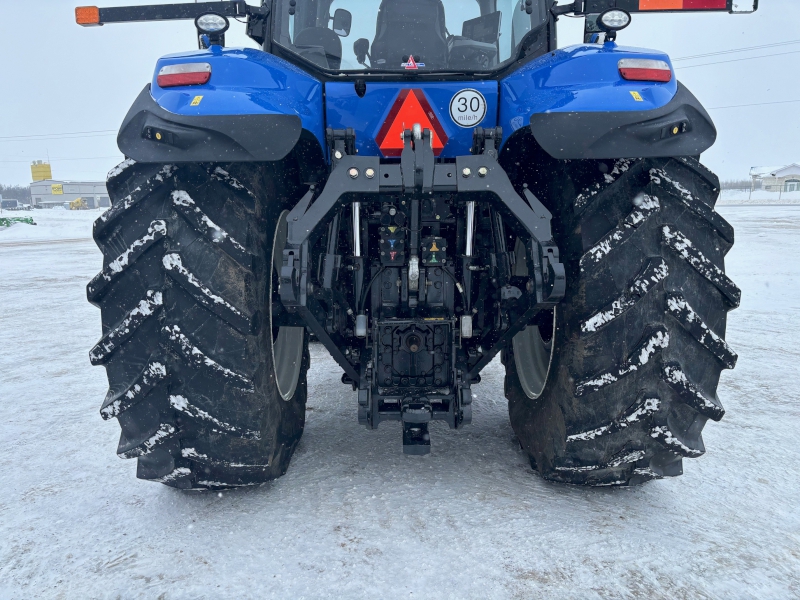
[88,160,308,490]
[506,157,739,486]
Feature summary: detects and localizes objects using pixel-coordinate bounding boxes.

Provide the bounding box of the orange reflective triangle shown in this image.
[375,89,449,158]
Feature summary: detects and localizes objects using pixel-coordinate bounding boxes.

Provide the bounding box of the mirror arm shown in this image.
[551,1,584,17]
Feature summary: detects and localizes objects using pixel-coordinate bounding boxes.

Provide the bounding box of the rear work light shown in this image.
[157,63,212,88]
[75,6,101,26]
[618,59,673,83]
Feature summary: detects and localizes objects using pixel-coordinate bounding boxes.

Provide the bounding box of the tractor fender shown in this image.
[499,44,716,159]
[118,48,325,163]
[528,83,716,160]
[118,85,304,162]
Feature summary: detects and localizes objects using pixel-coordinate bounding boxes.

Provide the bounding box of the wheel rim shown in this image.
[270,210,304,401]
[512,308,556,400]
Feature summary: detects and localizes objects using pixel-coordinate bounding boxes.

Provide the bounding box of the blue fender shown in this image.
[118,46,325,163]
[499,42,715,159]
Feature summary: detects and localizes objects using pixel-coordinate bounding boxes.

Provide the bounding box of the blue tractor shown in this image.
[80,0,756,490]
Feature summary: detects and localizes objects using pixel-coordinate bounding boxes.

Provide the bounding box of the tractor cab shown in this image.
[272,0,549,73]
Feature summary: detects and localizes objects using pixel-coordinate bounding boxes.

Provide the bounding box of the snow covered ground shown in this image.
[1,206,798,599]
[719,189,800,205]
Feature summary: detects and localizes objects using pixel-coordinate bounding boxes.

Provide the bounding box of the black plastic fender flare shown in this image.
[529,83,716,160]
[117,85,303,163]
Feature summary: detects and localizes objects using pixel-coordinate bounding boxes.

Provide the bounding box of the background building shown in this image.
[29,179,110,208]
[750,164,800,193]
[27,161,110,209]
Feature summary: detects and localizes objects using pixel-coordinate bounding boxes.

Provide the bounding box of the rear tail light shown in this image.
[618,59,672,83]
[157,63,212,88]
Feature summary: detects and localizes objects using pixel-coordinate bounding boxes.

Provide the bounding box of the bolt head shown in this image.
[348,167,359,179]
[334,150,343,159]
[365,168,375,179]
[478,167,488,177]
[462,167,471,178]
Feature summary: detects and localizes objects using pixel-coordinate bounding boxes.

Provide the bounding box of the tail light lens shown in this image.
[157,63,212,88]
[618,59,672,83]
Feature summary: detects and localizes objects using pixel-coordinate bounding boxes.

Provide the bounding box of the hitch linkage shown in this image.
[279,126,564,455]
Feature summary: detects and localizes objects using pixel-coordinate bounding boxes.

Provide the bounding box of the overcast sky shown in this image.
[1,0,797,185]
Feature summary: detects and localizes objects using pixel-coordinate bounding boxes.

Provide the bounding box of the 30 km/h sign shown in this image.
[449,89,487,128]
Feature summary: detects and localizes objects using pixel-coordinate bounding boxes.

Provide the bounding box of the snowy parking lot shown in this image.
[0,205,798,599]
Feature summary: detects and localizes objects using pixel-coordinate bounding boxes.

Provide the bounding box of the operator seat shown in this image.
[294,27,343,69]
[371,0,448,69]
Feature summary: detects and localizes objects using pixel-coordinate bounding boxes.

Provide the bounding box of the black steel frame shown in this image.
[278,127,565,434]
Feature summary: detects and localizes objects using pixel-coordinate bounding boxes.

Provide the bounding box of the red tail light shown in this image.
[157,63,212,88]
[618,59,673,83]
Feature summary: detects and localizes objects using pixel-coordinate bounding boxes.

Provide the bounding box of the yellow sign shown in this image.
[630,91,644,102]
[31,162,52,182]
[51,184,64,195]
[190,95,204,106]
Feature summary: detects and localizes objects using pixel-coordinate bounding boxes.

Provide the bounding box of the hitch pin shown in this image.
[352,202,361,257]
[465,201,476,256]
[353,201,368,338]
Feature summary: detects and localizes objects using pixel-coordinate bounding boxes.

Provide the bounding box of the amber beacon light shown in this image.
[75,6,101,26]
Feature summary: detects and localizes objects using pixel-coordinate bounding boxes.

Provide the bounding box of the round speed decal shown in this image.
[449,89,487,128]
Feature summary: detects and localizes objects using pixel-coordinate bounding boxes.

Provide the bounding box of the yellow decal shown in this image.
[51,184,64,195]
[430,241,439,251]
[388,226,397,233]
[630,91,644,102]
[190,95,204,106]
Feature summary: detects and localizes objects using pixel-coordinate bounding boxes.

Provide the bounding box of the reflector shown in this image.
[375,89,449,157]
[157,63,212,88]
[75,6,101,26]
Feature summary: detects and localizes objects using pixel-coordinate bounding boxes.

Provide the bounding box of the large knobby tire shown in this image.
[506,157,739,486]
[88,160,308,490]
